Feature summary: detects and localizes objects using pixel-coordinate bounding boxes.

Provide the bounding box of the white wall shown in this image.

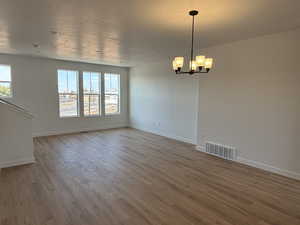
[129,61,199,144]
[0,54,129,136]
[198,28,300,176]
[0,102,34,168]
[129,28,300,179]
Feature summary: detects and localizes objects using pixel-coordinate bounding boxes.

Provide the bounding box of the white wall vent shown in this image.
[205,142,237,160]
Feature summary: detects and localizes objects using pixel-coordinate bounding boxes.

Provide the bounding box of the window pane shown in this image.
[57,70,79,117]
[91,73,99,93]
[68,71,78,93]
[83,72,91,94]
[105,94,119,114]
[105,73,120,114]
[59,94,78,117]
[0,65,12,97]
[84,94,100,116]
[90,95,100,115]
[105,75,111,92]
[0,65,11,82]
[84,94,90,115]
[0,82,11,97]
[58,70,67,93]
[111,75,118,92]
[83,72,100,116]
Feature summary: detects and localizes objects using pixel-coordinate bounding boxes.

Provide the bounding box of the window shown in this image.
[104,73,120,114]
[57,70,79,117]
[83,72,101,116]
[0,65,12,97]
[57,70,122,118]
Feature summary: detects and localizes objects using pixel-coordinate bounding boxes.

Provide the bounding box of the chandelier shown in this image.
[172,10,213,74]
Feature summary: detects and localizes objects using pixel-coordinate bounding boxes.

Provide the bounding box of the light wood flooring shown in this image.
[1,128,300,225]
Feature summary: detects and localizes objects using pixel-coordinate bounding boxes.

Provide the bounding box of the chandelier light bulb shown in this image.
[196,56,206,67]
[174,57,184,68]
[204,58,213,69]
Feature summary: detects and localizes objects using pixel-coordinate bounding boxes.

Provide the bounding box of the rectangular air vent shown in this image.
[205,142,237,160]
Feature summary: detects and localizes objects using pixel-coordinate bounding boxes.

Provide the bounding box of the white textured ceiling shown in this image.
[0,0,299,66]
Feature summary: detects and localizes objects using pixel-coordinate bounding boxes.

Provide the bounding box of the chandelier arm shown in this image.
[176,70,209,74]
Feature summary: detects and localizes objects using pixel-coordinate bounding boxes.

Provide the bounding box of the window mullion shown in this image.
[100,72,105,116]
[78,70,84,117]
[89,94,91,115]
[119,75,121,113]
[99,73,101,117]
[89,73,92,116]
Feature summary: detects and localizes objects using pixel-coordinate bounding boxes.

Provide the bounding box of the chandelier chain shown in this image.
[191,14,195,65]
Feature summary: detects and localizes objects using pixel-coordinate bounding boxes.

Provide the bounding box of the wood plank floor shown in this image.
[1,128,300,225]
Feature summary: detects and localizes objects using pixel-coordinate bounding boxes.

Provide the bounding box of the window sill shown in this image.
[105,113,121,116]
[58,114,121,119]
[83,115,101,118]
[59,115,80,119]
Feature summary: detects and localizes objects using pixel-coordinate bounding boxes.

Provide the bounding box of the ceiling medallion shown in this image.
[172,10,214,75]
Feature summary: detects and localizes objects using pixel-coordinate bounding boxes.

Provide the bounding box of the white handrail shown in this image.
[0,98,34,118]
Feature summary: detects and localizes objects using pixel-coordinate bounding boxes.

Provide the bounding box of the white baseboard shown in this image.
[237,157,300,180]
[32,122,129,137]
[130,124,196,144]
[195,145,300,181]
[0,157,35,169]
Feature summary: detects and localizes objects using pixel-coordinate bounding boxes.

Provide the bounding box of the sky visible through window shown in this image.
[0,65,11,81]
[58,70,78,94]
[105,73,119,94]
[83,72,100,94]
[0,65,12,97]
[57,70,119,95]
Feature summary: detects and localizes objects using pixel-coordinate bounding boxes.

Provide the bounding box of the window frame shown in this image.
[57,69,80,118]
[0,64,13,98]
[104,73,121,116]
[56,69,122,118]
[82,71,101,117]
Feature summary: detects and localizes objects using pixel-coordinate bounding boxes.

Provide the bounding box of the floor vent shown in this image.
[205,142,237,160]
